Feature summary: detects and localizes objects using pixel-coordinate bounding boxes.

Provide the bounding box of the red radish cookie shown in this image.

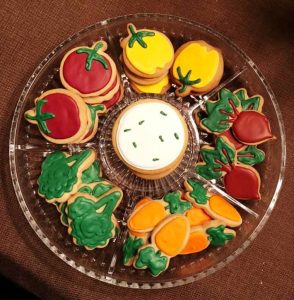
[195,136,261,200]
[200,88,274,145]
[24,89,88,144]
[60,41,117,97]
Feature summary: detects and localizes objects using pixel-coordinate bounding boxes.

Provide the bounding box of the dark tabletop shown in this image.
[0,1,293,299]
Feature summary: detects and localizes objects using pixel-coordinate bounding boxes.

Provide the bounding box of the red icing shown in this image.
[220,129,244,150]
[83,129,93,140]
[42,93,81,139]
[224,164,260,200]
[63,51,112,94]
[101,77,118,96]
[232,111,273,144]
[103,87,122,109]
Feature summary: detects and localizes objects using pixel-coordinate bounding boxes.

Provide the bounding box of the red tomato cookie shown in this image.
[60,41,117,97]
[24,89,88,144]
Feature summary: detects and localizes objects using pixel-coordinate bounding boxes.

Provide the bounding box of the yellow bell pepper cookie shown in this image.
[131,75,170,94]
[121,24,174,78]
[171,41,224,97]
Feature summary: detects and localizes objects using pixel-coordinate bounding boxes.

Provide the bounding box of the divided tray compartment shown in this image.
[9,14,285,288]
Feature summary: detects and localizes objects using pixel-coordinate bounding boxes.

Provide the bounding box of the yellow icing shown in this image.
[209,195,242,222]
[155,216,189,256]
[128,201,167,232]
[126,30,174,75]
[132,75,169,93]
[172,42,221,88]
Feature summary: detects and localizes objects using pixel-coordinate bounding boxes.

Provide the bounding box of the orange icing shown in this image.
[209,195,241,221]
[128,201,167,232]
[180,231,210,254]
[186,207,211,226]
[134,197,152,209]
[155,216,189,256]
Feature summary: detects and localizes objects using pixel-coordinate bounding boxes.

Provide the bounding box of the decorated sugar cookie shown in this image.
[184,179,242,227]
[112,99,188,179]
[121,24,174,78]
[185,207,211,226]
[83,74,121,104]
[131,75,170,94]
[102,85,124,110]
[60,41,117,97]
[200,88,274,145]
[180,220,236,255]
[24,89,89,144]
[67,188,122,249]
[79,104,106,143]
[38,149,96,203]
[134,215,190,276]
[171,41,224,97]
[195,137,261,200]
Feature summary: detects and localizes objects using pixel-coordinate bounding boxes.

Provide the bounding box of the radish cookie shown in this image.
[112,99,188,179]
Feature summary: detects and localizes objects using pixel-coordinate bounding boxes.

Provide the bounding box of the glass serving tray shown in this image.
[9,14,286,288]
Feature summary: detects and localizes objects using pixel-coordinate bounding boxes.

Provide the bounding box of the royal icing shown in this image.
[125,24,174,75]
[115,99,187,171]
[172,41,222,89]
[132,75,169,94]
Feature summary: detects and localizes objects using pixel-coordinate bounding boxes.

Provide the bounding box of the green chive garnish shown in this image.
[152,158,159,161]
[174,133,179,140]
[159,135,164,142]
[132,142,137,148]
[160,111,167,116]
[138,120,145,125]
[124,129,131,132]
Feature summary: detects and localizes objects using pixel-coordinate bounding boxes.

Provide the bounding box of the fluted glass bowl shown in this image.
[9,14,286,288]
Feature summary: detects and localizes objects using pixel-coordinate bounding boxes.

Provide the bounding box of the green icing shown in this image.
[128,24,155,48]
[123,236,144,265]
[38,150,92,200]
[68,191,121,248]
[207,225,234,247]
[59,202,68,226]
[25,99,55,134]
[195,137,236,180]
[81,161,102,184]
[186,179,208,205]
[76,42,108,71]
[163,191,191,214]
[176,66,201,93]
[87,104,105,131]
[235,89,262,111]
[237,145,265,166]
[134,246,168,277]
[78,182,113,198]
[202,88,240,133]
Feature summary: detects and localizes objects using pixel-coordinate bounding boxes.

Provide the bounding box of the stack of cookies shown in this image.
[123,179,242,276]
[37,149,123,249]
[120,24,173,94]
[25,40,124,144]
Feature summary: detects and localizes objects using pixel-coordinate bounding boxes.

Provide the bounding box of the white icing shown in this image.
[115,100,187,170]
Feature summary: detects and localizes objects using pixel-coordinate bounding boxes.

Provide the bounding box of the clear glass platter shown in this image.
[9,13,286,288]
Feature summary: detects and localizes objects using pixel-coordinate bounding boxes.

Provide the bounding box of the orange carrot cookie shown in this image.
[184,179,242,227]
[171,41,224,97]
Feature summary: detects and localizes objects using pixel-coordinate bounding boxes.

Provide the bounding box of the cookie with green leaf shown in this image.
[184,179,242,227]
[120,23,174,78]
[171,40,224,97]
[200,88,274,145]
[38,149,96,203]
[60,40,118,97]
[24,89,90,144]
[67,188,123,249]
[195,136,261,200]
